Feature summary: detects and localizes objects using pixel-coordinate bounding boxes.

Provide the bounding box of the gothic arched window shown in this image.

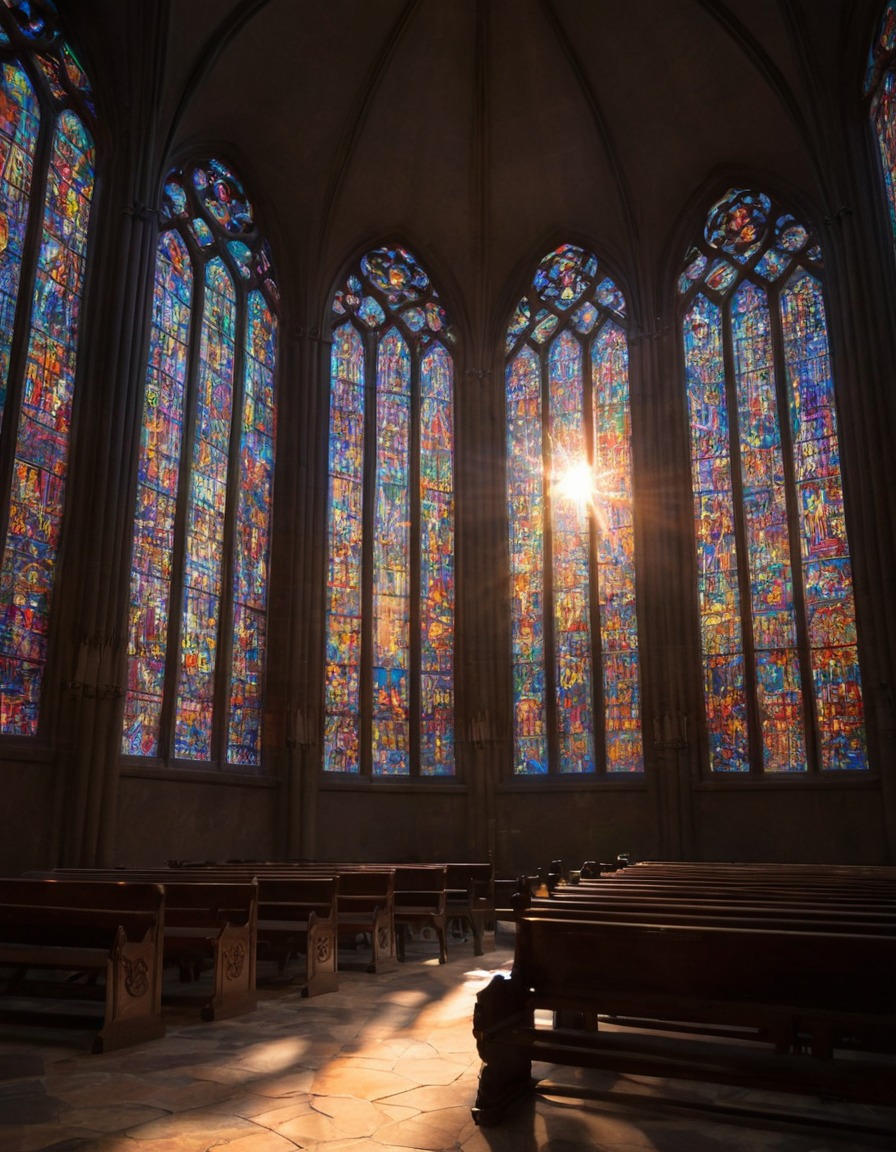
[505,244,642,776]
[122,160,279,768]
[0,0,95,735]
[867,1,896,248]
[324,246,455,777]
[680,188,866,774]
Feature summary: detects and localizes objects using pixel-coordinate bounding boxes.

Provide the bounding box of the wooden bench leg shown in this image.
[472,971,534,1123]
[97,926,165,1053]
[304,923,338,997]
[473,1056,535,1126]
[203,925,257,1021]
[368,912,398,973]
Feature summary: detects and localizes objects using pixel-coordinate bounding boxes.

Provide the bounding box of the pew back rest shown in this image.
[445,863,494,905]
[336,870,394,904]
[256,876,339,923]
[517,913,896,1016]
[161,881,257,930]
[394,866,447,913]
[0,878,165,946]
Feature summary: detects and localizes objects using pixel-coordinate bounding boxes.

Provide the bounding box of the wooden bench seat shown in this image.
[211,862,400,972]
[393,865,448,963]
[474,862,896,1129]
[33,870,260,1019]
[472,907,896,1127]
[328,869,397,973]
[445,863,495,956]
[0,878,165,1052]
[255,875,339,996]
[161,881,258,1020]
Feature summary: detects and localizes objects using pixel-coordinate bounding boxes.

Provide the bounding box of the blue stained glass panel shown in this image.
[731,281,805,772]
[0,61,39,433]
[122,231,192,756]
[323,323,365,773]
[0,107,93,735]
[507,346,547,774]
[549,332,594,774]
[592,321,641,771]
[372,329,411,777]
[780,271,866,770]
[684,294,749,771]
[173,258,235,760]
[227,290,277,766]
[419,342,454,776]
[869,3,896,236]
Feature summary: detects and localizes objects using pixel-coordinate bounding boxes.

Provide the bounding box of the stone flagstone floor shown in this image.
[0,929,893,1151]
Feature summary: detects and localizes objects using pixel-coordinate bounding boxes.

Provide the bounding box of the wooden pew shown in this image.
[445,863,495,955]
[46,867,337,999]
[472,906,896,1128]
[259,866,397,974]
[255,875,339,996]
[33,870,259,1019]
[0,878,165,1053]
[393,865,448,963]
[213,862,400,972]
[161,881,258,1020]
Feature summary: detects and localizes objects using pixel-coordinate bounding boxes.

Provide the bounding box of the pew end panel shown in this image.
[161,881,258,1021]
[255,876,339,997]
[0,879,166,1053]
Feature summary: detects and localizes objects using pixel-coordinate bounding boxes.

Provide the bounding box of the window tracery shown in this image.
[680,188,866,773]
[123,159,278,767]
[324,245,455,777]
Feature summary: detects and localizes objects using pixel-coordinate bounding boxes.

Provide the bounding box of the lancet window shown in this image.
[0,0,95,735]
[505,244,642,776]
[680,188,866,773]
[122,159,278,767]
[323,246,455,777]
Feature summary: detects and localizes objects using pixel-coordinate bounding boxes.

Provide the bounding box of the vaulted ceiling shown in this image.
[66,0,879,337]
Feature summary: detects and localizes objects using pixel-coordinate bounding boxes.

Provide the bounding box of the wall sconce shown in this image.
[469,710,491,747]
[287,704,315,749]
[652,710,687,750]
[70,634,122,700]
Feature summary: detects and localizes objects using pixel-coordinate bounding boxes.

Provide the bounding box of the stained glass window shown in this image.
[123,159,278,767]
[868,3,896,247]
[506,244,642,776]
[324,246,455,777]
[0,0,95,734]
[680,188,866,773]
